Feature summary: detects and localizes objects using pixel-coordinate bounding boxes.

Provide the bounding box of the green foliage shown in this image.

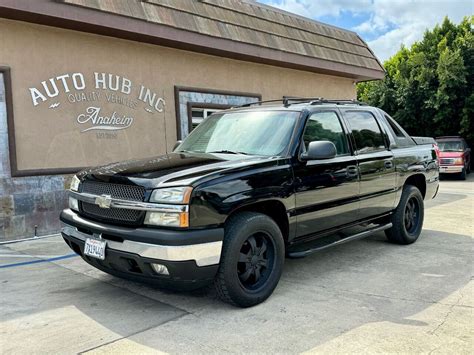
[357,16,474,149]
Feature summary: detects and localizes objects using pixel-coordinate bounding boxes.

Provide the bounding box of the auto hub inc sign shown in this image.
[28,72,166,136]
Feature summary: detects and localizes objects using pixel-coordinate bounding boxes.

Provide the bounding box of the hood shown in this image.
[439,151,463,158]
[78,152,279,189]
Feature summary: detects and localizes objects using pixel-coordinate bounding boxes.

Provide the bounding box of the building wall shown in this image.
[0,19,356,240]
[0,72,71,240]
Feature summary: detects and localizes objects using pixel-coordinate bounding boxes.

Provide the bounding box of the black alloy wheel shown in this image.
[237,233,275,291]
[385,184,424,245]
[404,197,420,234]
[215,212,285,307]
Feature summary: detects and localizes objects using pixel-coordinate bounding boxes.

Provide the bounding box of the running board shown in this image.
[287,223,392,258]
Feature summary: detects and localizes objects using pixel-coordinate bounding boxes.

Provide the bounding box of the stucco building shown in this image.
[0,0,384,240]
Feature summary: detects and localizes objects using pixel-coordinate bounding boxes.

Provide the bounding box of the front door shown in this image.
[341,109,397,220]
[294,110,360,239]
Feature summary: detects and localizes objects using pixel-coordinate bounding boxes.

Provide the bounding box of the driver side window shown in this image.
[302,111,349,155]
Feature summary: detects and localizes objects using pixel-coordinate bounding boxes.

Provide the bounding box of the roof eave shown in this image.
[0,0,385,81]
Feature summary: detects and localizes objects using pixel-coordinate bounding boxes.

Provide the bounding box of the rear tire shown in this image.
[385,185,424,245]
[214,212,285,307]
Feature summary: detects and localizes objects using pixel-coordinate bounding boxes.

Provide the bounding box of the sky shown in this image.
[258,0,472,62]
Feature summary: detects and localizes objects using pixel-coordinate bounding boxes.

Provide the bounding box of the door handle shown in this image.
[384,161,393,169]
[346,165,359,178]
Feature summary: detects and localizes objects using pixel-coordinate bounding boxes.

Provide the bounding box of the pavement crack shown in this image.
[428,342,444,355]
[428,290,464,337]
[281,278,473,309]
[78,312,187,354]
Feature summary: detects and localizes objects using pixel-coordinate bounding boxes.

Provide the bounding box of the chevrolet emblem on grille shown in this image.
[95,194,112,209]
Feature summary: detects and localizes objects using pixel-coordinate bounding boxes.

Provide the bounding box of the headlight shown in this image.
[144,211,189,227]
[69,197,79,211]
[70,175,80,192]
[149,187,192,204]
[453,157,464,165]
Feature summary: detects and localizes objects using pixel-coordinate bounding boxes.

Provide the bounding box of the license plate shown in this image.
[84,238,106,260]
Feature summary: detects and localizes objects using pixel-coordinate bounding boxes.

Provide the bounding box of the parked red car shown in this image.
[436,136,471,180]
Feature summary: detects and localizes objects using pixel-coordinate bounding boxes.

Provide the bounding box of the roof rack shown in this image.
[310,99,368,106]
[239,97,368,108]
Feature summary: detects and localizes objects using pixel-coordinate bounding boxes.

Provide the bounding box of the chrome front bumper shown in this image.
[61,225,222,267]
[440,165,464,173]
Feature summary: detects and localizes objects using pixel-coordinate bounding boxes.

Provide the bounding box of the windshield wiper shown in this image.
[207,150,250,155]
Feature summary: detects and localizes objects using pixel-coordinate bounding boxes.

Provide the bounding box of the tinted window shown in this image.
[385,115,405,137]
[437,140,464,152]
[303,111,349,155]
[345,111,386,154]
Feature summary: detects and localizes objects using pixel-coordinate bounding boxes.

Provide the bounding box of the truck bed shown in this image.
[412,136,436,145]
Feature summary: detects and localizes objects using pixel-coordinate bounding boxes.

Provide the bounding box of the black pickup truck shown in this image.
[61,99,439,307]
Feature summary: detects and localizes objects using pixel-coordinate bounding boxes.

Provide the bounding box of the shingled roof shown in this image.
[0,0,385,80]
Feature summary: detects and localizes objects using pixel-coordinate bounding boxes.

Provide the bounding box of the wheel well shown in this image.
[226,200,289,243]
[405,174,426,198]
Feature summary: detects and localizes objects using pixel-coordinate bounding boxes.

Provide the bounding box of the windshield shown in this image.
[437,141,463,152]
[177,111,300,156]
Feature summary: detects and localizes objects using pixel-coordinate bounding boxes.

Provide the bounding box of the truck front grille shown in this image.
[440,158,455,165]
[79,180,146,226]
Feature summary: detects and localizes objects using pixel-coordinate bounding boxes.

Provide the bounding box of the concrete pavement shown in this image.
[1,175,473,354]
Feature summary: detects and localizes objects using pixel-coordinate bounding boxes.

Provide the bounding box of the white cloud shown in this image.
[268,1,312,18]
[367,23,426,62]
[263,0,371,18]
[352,20,375,34]
[260,0,473,62]
[362,0,472,61]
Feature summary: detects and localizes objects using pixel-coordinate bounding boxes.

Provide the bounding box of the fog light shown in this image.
[69,197,79,211]
[151,263,169,275]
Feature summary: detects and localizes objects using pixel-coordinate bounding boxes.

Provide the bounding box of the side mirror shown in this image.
[301,141,337,161]
[173,140,182,151]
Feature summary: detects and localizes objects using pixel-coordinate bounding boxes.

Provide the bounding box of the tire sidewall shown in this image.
[219,213,285,306]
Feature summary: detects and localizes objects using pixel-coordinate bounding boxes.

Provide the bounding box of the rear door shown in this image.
[341,109,397,220]
[294,109,360,238]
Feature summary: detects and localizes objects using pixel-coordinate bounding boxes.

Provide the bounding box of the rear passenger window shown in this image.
[345,111,386,154]
[303,111,349,155]
[385,115,405,138]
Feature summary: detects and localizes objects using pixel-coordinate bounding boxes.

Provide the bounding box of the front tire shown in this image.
[460,168,467,180]
[385,185,424,245]
[214,212,285,307]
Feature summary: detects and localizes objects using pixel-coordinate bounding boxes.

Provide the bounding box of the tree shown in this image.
[357,16,474,151]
